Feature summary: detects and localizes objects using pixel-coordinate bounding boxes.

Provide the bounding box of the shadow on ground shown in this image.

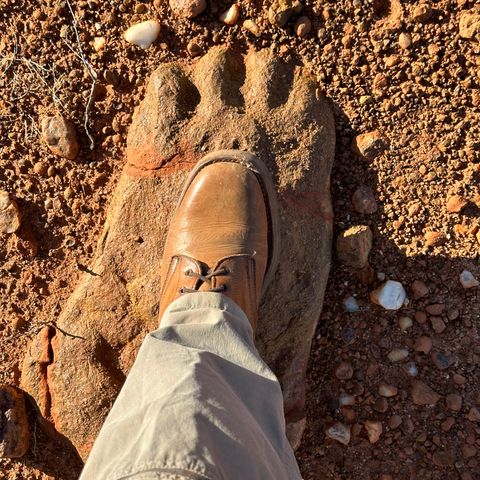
[297,101,480,480]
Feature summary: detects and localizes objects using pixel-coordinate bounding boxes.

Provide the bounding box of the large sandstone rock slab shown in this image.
[21,47,335,460]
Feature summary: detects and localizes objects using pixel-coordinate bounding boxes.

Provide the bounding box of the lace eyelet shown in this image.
[184,269,192,277]
[179,287,185,294]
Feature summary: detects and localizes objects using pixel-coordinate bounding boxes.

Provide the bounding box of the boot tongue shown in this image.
[197,279,214,292]
[207,255,259,328]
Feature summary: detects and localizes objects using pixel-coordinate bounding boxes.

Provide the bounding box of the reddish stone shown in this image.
[446,195,468,213]
[445,393,462,411]
[411,280,428,299]
[352,185,377,214]
[425,231,447,247]
[352,130,389,160]
[414,336,432,354]
[430,317,446,333]
[415,311,427,324]
[426,303,445,315]
[432,450,456,467]
[335,362,354,380]
[411,380,440,405]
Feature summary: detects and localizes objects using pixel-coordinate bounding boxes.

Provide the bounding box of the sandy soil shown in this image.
[0,0,479,478]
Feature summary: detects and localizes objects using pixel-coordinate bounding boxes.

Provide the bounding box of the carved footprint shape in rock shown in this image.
[21,47,335,460]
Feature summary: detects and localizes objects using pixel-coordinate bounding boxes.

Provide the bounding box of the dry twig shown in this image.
[64,0,97,150]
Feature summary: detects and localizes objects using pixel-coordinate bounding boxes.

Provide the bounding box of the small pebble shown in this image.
[33,161,48,176]
[445,393,462,412]
[398,32,412,49]
[352,185,377,214]
[220,4,240,25]
[124,20,161,49]
[103,70,119,86]
[388,415,402,429]
[337,225,372,269]
[41,115,79,160]
[359,95,372,105]
[268,0,302,27]
[398,316,413,331]
[326,422,351,445]
[341,326,356,343]
[343,296,359,313]
[187,39,203,57]
[426,303,445,315]
[379,383,398,398]
[243,19,261,37]
[430,317,446,334]
[380,475,393,480]
[467,407,480,422]
[169,0,206,18]
[431,351,450,370]
[447,308,459,321]
[385,55,400,67]
[92,36,106,52]
[415,311,427,324]
[341,407,355,423]
[335,362,354,380]
[432,450,456,467]
[135,3,148,14]
[339,393,355,406]
[352,130,388,160]
[462,444,477,459]
[414,336,432,354]
[459,270,479,289]
[446,195,468,213]
[387,348,409,362]
[412,3,432,22]
[441,417,455,431]
[365,420,383,443]
[64,187,75,200]
[0,191,21,234]
[425,231,446,247]
[370,280,407,310]
[453,373,467,385]
[411,380,440,405]
[374,397,388,413]
[404,362,418,376]
[294,16,311,37]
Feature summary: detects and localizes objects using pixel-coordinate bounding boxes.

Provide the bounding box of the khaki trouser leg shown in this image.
[80,292,302,480]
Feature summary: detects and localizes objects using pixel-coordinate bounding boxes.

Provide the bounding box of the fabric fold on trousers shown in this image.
[80,292,302,480]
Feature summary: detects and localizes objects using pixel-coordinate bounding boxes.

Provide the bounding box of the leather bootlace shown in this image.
[180,267,228,294]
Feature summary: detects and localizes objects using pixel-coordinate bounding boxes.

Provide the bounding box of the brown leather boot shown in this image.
[158,150,280,329]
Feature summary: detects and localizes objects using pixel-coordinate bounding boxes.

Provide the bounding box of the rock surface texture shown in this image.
[21,47,335,460]
[459,9,480,41]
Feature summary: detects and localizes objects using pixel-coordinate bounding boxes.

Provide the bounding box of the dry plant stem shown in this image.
[65,0,97,150]
[0,30,66,139]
